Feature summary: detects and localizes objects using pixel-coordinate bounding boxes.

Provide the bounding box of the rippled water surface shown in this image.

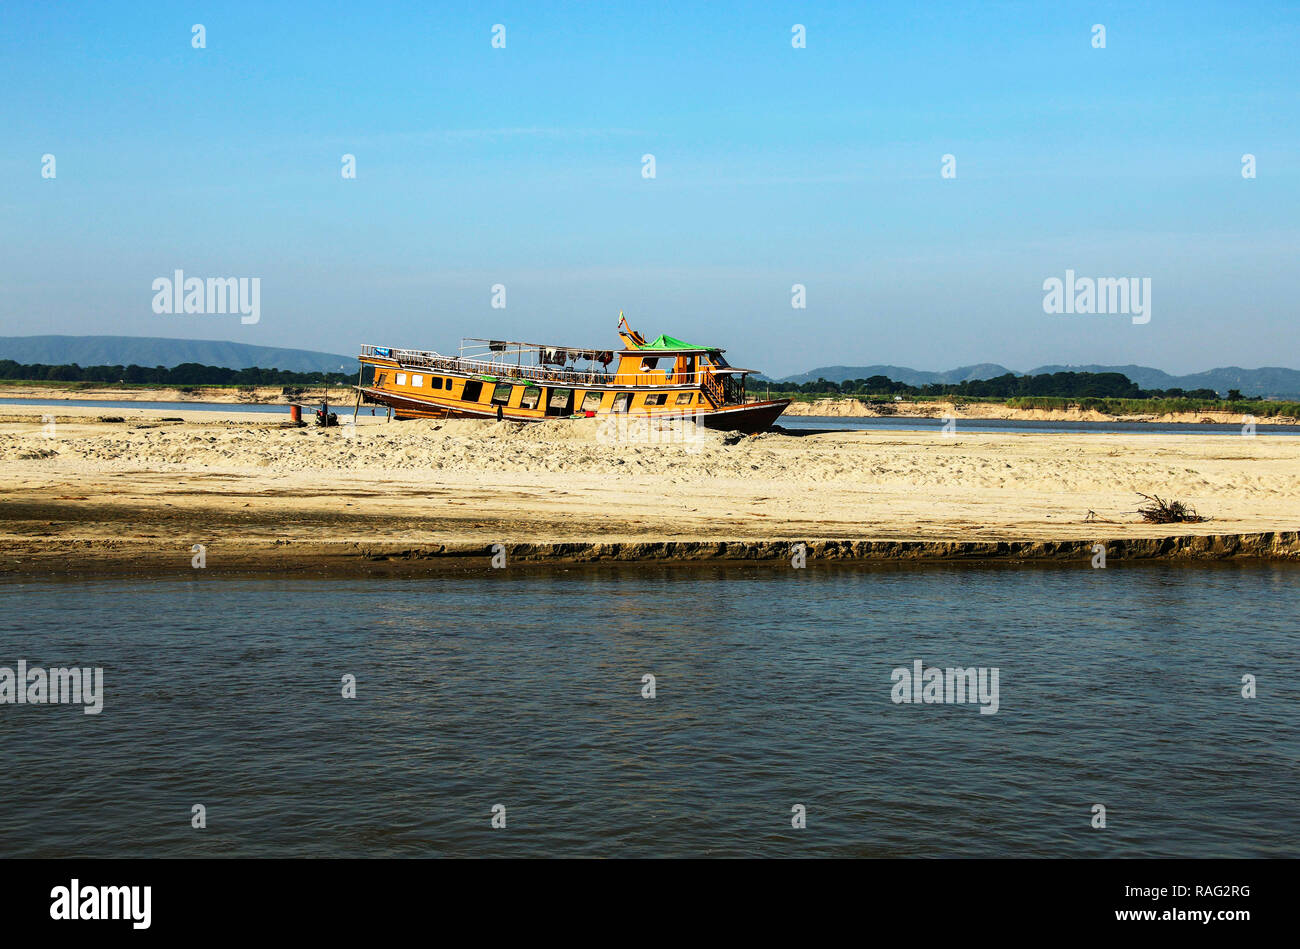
[0,564,1296,857]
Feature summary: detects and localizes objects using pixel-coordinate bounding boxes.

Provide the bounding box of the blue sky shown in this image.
[2,1,1297,376]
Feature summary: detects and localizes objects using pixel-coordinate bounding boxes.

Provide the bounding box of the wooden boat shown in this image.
[355,315,790,434]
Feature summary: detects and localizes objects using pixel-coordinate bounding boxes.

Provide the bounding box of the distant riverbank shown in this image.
[781,397,1298,426]
[0,382,337,404]
[4,383,1297,427]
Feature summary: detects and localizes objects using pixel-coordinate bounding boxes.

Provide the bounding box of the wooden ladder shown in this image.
[701,372,725,408]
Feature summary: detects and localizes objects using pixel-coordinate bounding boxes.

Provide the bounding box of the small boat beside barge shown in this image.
[356,316,790,434]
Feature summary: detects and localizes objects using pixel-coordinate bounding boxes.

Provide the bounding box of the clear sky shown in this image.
[2,1,1297,376]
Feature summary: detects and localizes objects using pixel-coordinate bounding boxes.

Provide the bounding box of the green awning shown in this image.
[636,334,711,351]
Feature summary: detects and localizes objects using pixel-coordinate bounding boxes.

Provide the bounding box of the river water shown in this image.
[2,397,1297,435]
[0,563,1295,858]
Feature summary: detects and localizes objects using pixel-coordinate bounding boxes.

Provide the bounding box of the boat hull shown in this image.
[696,399,791,434]
[358,387,789,434]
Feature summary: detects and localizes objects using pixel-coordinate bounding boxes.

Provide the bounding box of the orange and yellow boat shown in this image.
[356,315,790,434]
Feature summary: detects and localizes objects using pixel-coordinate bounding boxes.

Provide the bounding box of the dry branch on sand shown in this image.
[1135,493,1209,524]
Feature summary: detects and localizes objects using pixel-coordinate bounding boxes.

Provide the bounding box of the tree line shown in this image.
[763,371,1247,401]
[0,360,354,386]
[0,360,1264,402]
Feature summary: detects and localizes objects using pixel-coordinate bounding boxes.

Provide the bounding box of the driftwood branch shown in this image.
[1134,493,1209,524]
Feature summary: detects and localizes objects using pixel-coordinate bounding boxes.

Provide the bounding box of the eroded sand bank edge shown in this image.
[4,530,1298,576]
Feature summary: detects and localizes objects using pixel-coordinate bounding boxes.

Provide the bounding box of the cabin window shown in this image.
[638,357,659,372]
[412,374,423,387]
[492,383,514,406]
[375,372,387,386]
[431,377,443,390]
[546,388,574,416]
[520,388,540,410]
[675,392,694,405]
[445,378,453,388]
[580,392,602,412]
[611,393,631,413]
[463,380,484,402]
[644,393,667,406]
[396,373,407,386]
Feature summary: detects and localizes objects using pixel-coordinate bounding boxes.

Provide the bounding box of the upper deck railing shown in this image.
[362,345,614,386]
[361,344,721,389]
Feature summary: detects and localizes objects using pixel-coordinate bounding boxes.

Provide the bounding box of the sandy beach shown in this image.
[1,403,1297,573]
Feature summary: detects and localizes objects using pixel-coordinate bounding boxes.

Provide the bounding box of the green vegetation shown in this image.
[761,370,1228,400]
[1001,396,1300,419]
[752,370,1298,419]
[0,360,352,387]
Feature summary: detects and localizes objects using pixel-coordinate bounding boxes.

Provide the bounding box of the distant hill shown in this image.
[0,336,355,375]
[764,363,1300,399]
[1026,365,1300,400]
[772,364,1017,387]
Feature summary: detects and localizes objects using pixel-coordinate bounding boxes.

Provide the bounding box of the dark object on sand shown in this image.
[314,402,338,426]
[1135,493,1208,524]
[97,416,125,423]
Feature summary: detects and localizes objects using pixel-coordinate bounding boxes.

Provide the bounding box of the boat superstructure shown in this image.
[356,316,789,433]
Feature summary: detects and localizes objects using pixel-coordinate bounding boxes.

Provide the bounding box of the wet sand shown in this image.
[1,404,1298,574]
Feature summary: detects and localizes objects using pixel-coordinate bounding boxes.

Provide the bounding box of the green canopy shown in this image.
[636,334,711,351]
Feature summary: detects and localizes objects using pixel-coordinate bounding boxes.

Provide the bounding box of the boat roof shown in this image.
[629,334,720,353]
[462,335,723,357]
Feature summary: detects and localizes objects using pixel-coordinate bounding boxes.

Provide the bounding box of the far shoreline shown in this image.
[1,383,1297,426]
[779,397,1297,426]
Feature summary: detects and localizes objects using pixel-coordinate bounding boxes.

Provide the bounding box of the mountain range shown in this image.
[0,335,354,375]
[2,336,1299,399]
